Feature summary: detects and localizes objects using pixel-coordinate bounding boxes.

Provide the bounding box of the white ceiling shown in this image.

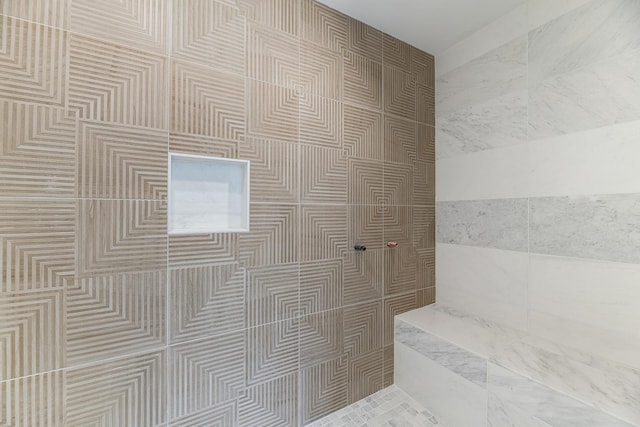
[316,0,526,55]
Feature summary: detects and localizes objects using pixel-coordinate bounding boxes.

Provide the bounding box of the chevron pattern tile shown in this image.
[0,0,67,28]
[169,133,237,158]
[301,0,347,53]
[0,199,74,293]
[417,124,436,163]
[246,318,299,385]
[300,41,342,100]
[347,18,382,62]
[343,51,382,110]
[383,293,417,346]
[169,233,237,268]
[238,372,298,427]
[69,35,166,128]
[413,161,436,205]
[238,204,299,267]
[246,80,299,142]
[343,250,383,305]
[0,101,76,197]
[239,139,299,203]
[0,290,63,380]
[414,205,436,250]
[344,302,382,358]
[170,264,245,343]
[385,246,417,296]
[301,357,347,424]
[384,115,417,164]
[384,162,414,206]
[417,83,436,125]
[383,34,412,71]
[384,66,417,120]
[384,206,413,247]
[0,16,66,105]
[300,145,347,203]
[173,0,244,74]
[67,271,166,366]
[300,259,343,314]
[349,205,384,250]
[417,248,436,290]
[413,48,435,88]
[76,199,167,276]
[172,60,244,140]
[239,0,299,36]
[246,263,299,327]
[66,351,166,427]
[247,23,299,89]
[299,93,342,148]
[169,331,245,419]
[343,104,382,160]
[70,0,167,53]
[77,121,167,200]
[0,371,64,427]
[301,205,347,261]
[348,349,384,403]
[348,158,384,204]
[170,401,237,427]
[300,308,344,368]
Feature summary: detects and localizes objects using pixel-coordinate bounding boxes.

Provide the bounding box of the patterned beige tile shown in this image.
[0,290,63,380]
[344,301,382,358]
[0,101,76,197]
[384,66,416,120]
[413,161,436,205]
[343,249,383,305]
[170,264,245,343]
[0,0,67,28]
[349,205,384,250]
[347,158,384,204]
[169,233,237,268]
[173,0,245,74]
[414,205,435,250]
[383,205,413,247]
[238,373,298,427]
[300,259,343,314]
[67,271,166,366]
[417,248,435,290]
[0,199,74,293]
[77,121,168,200]
[247,23,299,88]
[246,80,299,142]
[76,199,167,276]
[246,318,299,385]
[169,133,237,158]
[301,357,348,424]
[246,262,299,327]
[383,293,417,346]
[66,351,166,427]
[301,0,348,52]
[0,16,66,106]
[348,349,384,404]
[383,34,412,71]
[347,18,382,63]
[300,145,347,203]
[0,371,64,427]
[418,287,436,307]
[299,93,342,149]
[413,47,435,88]
[416,124,436,163]
[383,344,394,386]
[69,35,166,128]
[417,83,436,125]
[385,246,417,296]
[300,205,348,261]
[343,51,382,110]
[172,60,244,140]
[70,0,167,53]
[300,40,342,100]
[343,104,382,160]
[300,308,343,368]
[169,331,245,420]
[384,115,417,164]
[384,162,414,206]
[170,401,236,427]
[239,0,298,36]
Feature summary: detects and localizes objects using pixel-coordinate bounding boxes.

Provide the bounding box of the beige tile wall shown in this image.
[0,0,435,425]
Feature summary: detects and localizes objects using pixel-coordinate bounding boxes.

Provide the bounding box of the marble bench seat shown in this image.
[394,304,640,427]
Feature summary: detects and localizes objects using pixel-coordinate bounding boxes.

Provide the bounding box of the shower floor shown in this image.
[305,385,445,427]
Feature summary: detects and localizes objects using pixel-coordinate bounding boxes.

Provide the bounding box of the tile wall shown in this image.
[0,0,435,425]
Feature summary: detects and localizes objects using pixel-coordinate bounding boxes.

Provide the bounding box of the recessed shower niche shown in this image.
[168,153,250,234]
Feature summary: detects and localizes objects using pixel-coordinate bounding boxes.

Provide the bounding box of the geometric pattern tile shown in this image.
[76,199,167,276]
[416,83,436,125]
[300,145,347,203]
[0,101,76,196]
[416,248,435,290]
[0,0,67,28]
[348,349,384,404]
[299,93,342,149]
[417,287,436,308]
[343,104,383,160]
[168,233,237,268]
[239,139,298,203]
[383,344,394,386]
[0,371,64,427]
[69,35,167,129]
[416,124,436,163]
[349,205,384,250]
[383,206,413,247]
[384,66,416,120]
[347,18,382,63]
[173,0,244,73]
[239,0,299,36]
[383,293,417,346]
[246,318,299,385]
[412,48,435,88]
[413,205,435,250]
[301,0,347,53]
[348,158,384,204]
[301,357,348,424]
[300,40,342,100]
[169,331,245,420]
[246,263,299,327]
[169,133,237,158]
[172,60,244,140]
[77,121,168,200]
[238,373,298,427]
[170,401,237,427]
[300,205,347,262]
[238,204,299,267]
[0,17,66,105]
[300,259,343,314]
[246,80,299,142]
[300,308,343,368]
[384,115,417,165]
[70,0,167,54]
[343,301,382,358]
[0,199,74,293]
[384,162,413,206]
[383,34,412,71]
[343,51,382,110]
[413,161,436,205]
[170,264,245,343]
[342,250,383,305]
[247,24,299,89]
[384,246,417,296]
[0,290,63,380]
[67,271,166,366]
[66,350,166,427]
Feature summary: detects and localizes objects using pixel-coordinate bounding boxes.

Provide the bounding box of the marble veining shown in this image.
[395,318,488,387]
[436,199,528,252]
[488,391,553,427]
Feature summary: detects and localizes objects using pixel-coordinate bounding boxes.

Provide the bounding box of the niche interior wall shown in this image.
[0,0,435,425]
